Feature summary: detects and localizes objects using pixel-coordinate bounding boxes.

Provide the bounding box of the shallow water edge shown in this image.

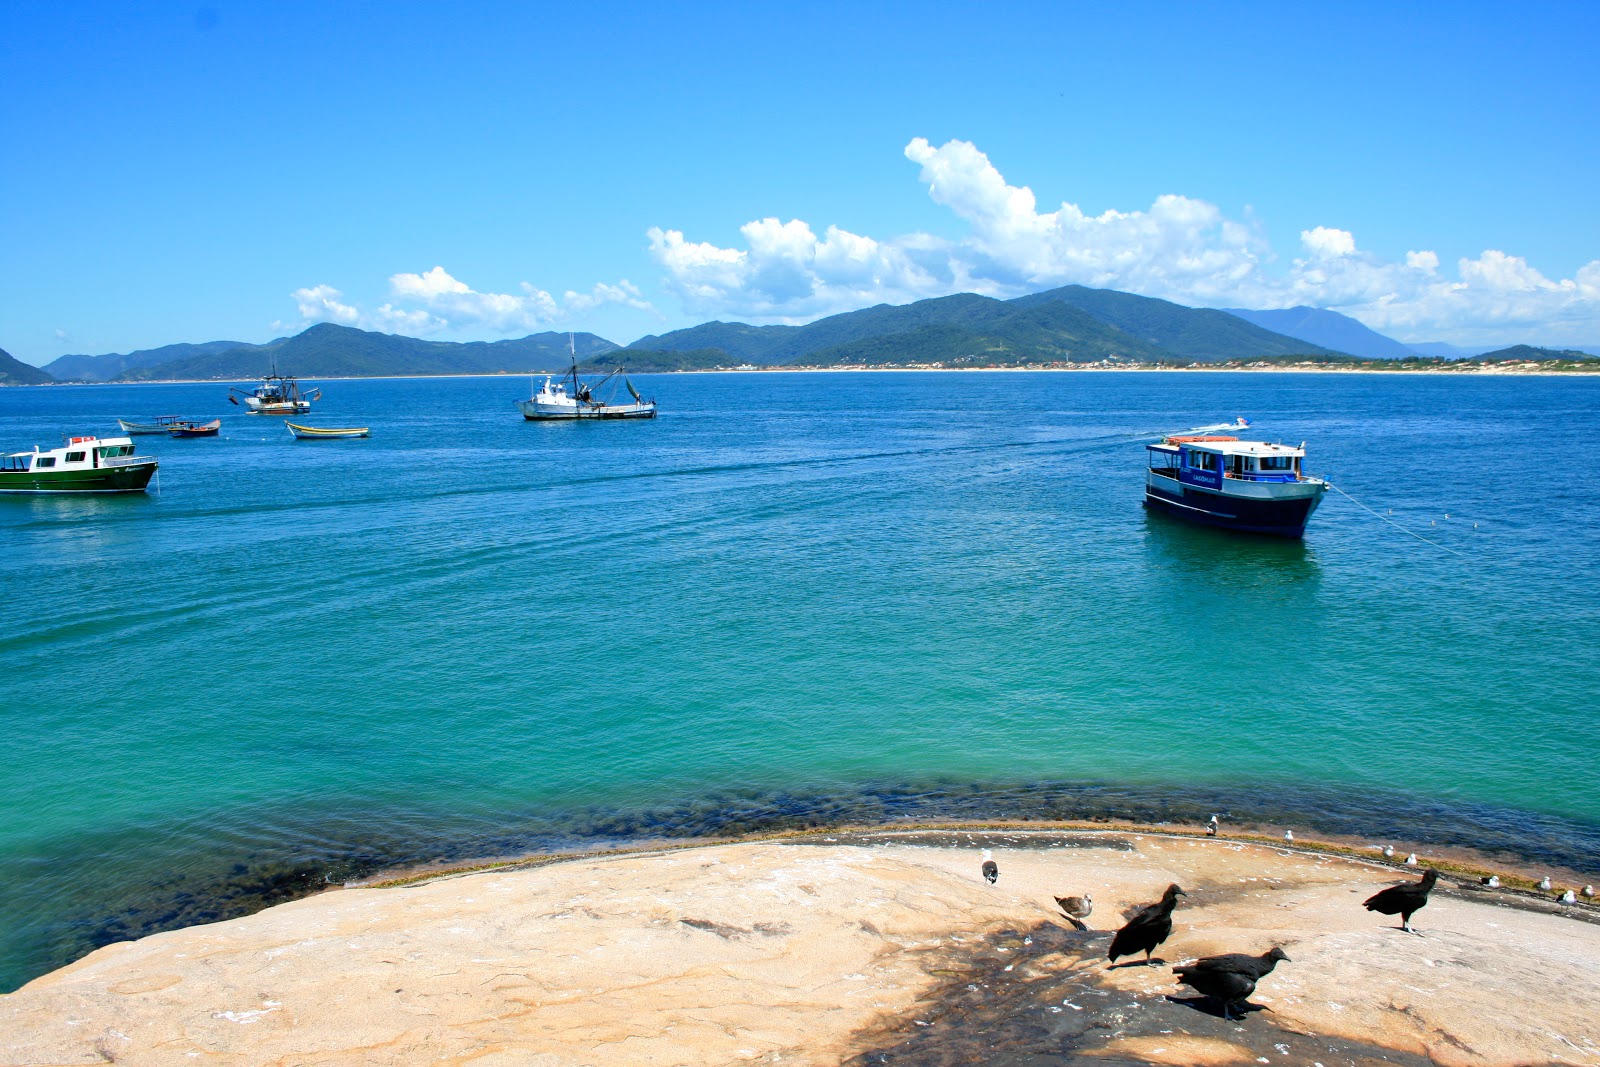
[7,775,1597,994]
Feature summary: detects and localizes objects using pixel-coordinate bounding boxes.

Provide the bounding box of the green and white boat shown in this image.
[0,435,159,494]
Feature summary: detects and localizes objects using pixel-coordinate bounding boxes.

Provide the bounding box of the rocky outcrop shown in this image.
[3,831,1596,1065]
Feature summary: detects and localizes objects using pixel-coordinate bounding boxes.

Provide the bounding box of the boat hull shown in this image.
[517,401,657,420]
[1144,476,1325,538]
[246,400,312,415]
[118,419,182,435]
[0,461,157,494]
[286,422,369,439]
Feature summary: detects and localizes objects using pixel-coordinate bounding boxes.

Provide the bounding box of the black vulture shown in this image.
[1107,883,1185,964]
[1054,893,1093,930]
[1363,868,1438,932]
[980,849,998,884]
[1173,946,1290,1020]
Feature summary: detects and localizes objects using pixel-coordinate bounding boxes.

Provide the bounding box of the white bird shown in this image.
[1539,876,1553,891]
[1404,853,1418,866]
[1382,845,1395,858]
[1559,889,1577,904]
[981,849,998,885]
[1584,885,1596,897]
[1283,830,1294,844]
[1481,875,1501,888]
[1205,814,1219,837]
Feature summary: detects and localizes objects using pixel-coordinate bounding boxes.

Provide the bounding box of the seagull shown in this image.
[1054,893,1093,930]
[1283,830,1294,844]
[1559,889,1577,904]
[981,849,998,885]
[1364,869,1439,933]
[1584,885,1595,898]
[1382,845,1395,858]
[1205,814,1219,837]
[1538,876,1552,891]
[1108,884,1185,965]
[1173,947,1291,1021]
[1404,853,1418,866]
[1481,875,1501,888]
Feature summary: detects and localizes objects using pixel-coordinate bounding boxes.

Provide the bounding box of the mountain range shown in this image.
[11,285,1598,384]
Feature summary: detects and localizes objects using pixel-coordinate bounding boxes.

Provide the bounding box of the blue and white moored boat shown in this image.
[1144,420,1328,537]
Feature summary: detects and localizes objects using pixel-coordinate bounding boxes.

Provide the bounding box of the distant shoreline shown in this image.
[12,364,1600,386]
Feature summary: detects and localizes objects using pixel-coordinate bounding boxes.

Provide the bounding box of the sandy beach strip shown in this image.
[3,828,1596,1066]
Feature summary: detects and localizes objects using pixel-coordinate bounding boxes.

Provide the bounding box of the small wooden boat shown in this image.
[118,416,186,434]
[285,421,369,440]
[167,419,222,438]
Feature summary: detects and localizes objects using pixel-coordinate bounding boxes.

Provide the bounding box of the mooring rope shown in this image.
[1324,481,1464,557]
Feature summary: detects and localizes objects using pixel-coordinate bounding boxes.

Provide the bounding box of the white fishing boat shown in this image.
[516,338,656,421]
[1144,418,1328,537]
[229,359,321,414]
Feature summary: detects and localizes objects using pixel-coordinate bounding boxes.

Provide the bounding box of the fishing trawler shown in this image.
[0,435,158,493]
[1144,419,1328,537]
[229,360,321,414]
[517,338,656,420]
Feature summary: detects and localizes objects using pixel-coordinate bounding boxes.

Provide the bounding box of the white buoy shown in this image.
[1404,853,1418,866]
[1539,876,1553,891]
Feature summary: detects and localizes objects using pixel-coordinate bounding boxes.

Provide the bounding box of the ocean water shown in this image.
[2,370,1597,991]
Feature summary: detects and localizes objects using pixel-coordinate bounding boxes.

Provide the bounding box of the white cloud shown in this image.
[646,137,1600,344]
[277,268,657,336]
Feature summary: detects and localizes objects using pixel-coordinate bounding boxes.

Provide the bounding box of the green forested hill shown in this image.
[119,325,619,380]
[796,300,1172,366]
[1007,285,1343,360]
[45,340,251,382]
[0,347,55,385]
[628,284,1341,367]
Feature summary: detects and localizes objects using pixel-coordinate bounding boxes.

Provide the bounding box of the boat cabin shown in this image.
[1,436,140,473]
[1147,434,1307,491]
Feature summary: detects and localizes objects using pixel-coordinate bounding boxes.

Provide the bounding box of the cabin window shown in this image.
[65,451,86,463]
[2,455,31,471]
[1187,451,1218,472]
[34,457,56,468]
[1259,456,1293,471]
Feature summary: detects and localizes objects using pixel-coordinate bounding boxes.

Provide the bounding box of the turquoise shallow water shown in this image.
[2,370,1598,991]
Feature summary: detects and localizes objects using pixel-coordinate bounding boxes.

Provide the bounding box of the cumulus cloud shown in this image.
[646,137,1600,343]
[277,268,657,336]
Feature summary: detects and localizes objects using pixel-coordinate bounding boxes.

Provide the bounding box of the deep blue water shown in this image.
[1,370,1597,991]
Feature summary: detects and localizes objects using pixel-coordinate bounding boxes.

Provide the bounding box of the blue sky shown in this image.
[4,0,1598,365]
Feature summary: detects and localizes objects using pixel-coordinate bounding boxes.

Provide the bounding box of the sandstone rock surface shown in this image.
[3,831,1596,1066]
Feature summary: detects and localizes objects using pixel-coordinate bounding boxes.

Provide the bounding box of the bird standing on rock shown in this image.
[1382,845,1395,858]
[1539,876,1552,891]
[1173,947,1291,1021]
[980,849,998,884]
[1205,814,1219,837]
[1054,893,1093,930]
[1364,868,1439,933]
[1283,830,1294,844]
[1108,884,1185,965]
[1404,853,1418,866]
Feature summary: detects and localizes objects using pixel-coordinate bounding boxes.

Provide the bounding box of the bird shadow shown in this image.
[1107,957,1167,970]
[1166,994,1270,1020]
